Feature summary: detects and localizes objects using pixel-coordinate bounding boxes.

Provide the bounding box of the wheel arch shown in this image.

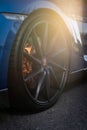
[22,0,81,46]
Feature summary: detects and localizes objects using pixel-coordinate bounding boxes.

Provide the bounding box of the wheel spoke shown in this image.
[50,61,67,71]
[48,31,59,54]
[51,48,66,58]
[33,30,43,57]
[24,51,41,64]
[49,67,59,85]
[35,71,46,100]
[24,68,42,82]
[43,23,48,54]
[46,69,50,101]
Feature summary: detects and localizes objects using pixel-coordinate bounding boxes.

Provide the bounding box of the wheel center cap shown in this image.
[42,57,47,66]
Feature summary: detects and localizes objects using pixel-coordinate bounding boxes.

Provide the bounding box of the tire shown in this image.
[8,10,71,111]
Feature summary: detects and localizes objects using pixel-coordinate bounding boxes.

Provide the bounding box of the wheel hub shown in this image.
[42,57,47,67]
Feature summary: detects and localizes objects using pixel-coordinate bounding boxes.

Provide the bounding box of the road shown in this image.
[0,80,87,130]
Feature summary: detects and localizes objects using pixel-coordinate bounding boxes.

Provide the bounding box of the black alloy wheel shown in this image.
[8,10,71,111]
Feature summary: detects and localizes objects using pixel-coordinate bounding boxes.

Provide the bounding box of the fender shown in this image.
[2,0,82,46]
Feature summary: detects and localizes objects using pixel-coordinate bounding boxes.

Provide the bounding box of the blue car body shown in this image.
[0,0,87,95]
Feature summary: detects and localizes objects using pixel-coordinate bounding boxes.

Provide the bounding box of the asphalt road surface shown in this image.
[0,80,87,130]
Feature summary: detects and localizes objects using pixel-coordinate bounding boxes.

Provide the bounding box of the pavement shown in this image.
[0,80,87,130]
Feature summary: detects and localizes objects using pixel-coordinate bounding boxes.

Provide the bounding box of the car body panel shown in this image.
[0,0,86,90]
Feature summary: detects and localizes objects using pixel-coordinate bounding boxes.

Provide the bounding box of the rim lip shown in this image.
[20,17,69,105]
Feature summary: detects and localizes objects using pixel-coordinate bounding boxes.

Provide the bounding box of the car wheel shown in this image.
[8,10,71,111]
